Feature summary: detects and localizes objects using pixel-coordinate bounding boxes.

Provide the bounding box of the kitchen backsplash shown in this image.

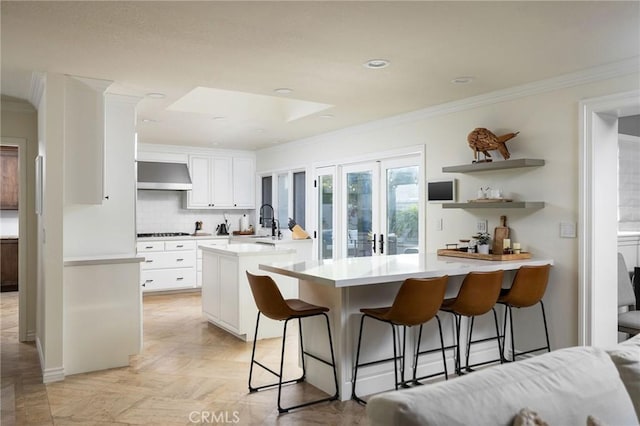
[136,190,255,235]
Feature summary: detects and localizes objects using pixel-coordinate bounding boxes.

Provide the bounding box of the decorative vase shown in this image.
[477,244,490,254]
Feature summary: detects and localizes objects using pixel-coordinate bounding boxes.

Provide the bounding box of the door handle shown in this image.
[379,234,384,254]
[372,233,376,253]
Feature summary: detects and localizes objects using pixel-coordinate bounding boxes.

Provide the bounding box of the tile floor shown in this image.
[1,291,369,425]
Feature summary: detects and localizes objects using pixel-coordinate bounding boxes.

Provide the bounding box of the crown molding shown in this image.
[263,57,640,154]
[1,98,36,113]
[28,72,45,108]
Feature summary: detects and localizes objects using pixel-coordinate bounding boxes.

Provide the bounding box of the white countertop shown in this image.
[199,243,295,257]
[64,254,145,267]
[230,235,313,244]
[259,253,554,288]
[137,234,229,242]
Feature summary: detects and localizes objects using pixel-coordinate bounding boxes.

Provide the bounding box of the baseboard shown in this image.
[26,329,36,342]
[36,336,65,383]
[42,367,65,383]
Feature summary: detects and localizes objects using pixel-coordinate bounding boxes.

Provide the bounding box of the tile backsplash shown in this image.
[136,190,255,235]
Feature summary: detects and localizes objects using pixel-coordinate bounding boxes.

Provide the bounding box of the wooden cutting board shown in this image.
[492,215,510,255]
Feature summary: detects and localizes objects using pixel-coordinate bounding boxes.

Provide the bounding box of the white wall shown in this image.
[256,72,640,350]
[37,72,65,382]
[136,190,254,236]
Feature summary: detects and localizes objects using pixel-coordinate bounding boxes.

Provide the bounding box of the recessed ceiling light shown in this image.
[363,59,390,69]
[451,76,474,84]
[211,116,226,121]
[145,92,166,99]
[274,88,293,94]
[141,118,157,123]
[320,114,334,119]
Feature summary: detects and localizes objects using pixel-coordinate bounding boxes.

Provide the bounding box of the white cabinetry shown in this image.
[232,157,256,208]
[186,155,255,209]
[64,75,112,205]
[200,244,297,341]
[196,238,227,287]
[137,240,196,291]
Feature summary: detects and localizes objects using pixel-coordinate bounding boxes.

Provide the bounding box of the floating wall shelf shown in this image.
[442,158,545,173]
[442,201,545,209]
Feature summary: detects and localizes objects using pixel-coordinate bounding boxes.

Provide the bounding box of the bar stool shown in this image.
[440,270,504,374]
[352,276,449,404]
[498,264,552,361]
[245,272,339,413]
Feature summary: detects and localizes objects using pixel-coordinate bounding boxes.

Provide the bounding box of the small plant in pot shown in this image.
[473,232,491,254]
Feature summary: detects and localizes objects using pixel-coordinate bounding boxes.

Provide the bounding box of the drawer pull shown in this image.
[145,260,154,263]
[145,246,154,249]
[176,258,184,262]
[176,277,184,281]
[176,244,184,248]
[145,279,153,283]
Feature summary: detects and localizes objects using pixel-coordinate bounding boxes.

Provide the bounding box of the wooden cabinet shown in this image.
[186,155,255,209]
[0,146,19,210]
[137,239,196,292]
[441,158,545,209]
[1,238,18,292]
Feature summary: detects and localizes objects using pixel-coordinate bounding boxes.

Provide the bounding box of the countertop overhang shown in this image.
[259,253,554,288]
[199,243,295,257]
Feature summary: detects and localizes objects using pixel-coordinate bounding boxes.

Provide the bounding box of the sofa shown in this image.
[367,334,640,426]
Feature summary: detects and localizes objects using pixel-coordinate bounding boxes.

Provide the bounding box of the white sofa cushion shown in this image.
[609,334,640,420]
[367,346,637,426]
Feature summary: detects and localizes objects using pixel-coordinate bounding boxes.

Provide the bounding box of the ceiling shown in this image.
[2,1,639,151]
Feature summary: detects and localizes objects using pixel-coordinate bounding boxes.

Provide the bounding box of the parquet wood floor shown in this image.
[1,291,368,425]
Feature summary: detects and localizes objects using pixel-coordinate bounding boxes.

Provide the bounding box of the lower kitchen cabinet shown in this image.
[1,238,18,292]
[200,244,297,341]
[137,240,196,291]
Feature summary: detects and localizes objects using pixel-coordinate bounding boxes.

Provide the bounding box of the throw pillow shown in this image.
[512,408,549,426]
[607,346,640,421]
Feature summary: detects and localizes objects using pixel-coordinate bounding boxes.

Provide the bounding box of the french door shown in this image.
[315,155,422,259]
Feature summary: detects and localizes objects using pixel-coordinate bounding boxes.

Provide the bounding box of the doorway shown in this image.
[314,151,424,260]
[0,137,28,342]
[579,90,640,347]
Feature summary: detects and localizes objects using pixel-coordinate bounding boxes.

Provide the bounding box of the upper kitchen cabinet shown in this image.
[232,157,255,208]
[64,75,112,205]
[0,146,19,210]
[186,154,255,209]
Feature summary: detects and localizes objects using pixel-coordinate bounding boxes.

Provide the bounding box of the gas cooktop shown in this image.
[137,232,191,238]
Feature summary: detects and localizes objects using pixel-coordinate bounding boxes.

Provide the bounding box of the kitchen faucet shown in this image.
[259,204,276,237]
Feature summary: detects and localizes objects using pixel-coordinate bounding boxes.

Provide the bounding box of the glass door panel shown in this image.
[384,165,420,254]
[317,171,335,260]
[342,163,379,258]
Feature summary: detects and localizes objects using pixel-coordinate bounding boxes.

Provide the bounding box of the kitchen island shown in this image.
[199,243,297,341]
[260,253,554,401]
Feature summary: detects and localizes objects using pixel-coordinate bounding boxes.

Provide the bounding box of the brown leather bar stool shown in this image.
[440,270,504,374]
[245,272,339,413]
[498,264,552,361]
[352,276,449,404]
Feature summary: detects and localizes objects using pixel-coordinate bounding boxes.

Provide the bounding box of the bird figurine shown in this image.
[467,128,520,162]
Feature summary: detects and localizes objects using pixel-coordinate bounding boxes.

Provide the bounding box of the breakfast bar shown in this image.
[260,253,554,401]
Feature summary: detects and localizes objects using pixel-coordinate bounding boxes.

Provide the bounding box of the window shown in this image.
[260,176,273,227]
[293,171,306,229]
[260,170,306,232]
[618,134,640,233]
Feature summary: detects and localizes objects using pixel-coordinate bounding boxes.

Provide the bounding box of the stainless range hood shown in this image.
[137,161,192,190]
